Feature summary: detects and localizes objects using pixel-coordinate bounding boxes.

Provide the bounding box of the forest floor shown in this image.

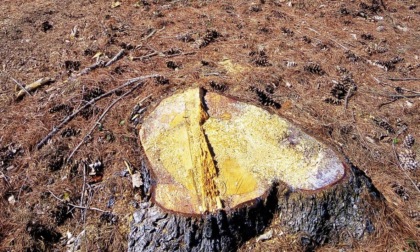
[0,0,419,251]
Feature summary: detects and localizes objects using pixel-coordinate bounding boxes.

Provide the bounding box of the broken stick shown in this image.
[105,49,125,67]
[48,190,109,213]
[36,74,159,150]
[388,77,420,81]
[15,77,54,99]
[75,49,126,78]
[67,84,151,161]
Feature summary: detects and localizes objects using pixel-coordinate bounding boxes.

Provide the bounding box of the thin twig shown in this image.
[0,171,11,187]
[377,93,420,108]
[10,77,32,96]
[131,51,196,61]
[74,49,126,77]
[382,94,420,98]
[67,81,148,161]
[372,75,420,94]
[36,74,159,150]
[80,161,87,221]
[388,77,420,81]
[131,51,159,61]
[306,27,349,51]
[378,98,399,108]
[105,49,125,67]
[164,51,196,58]
[77,60,105,77]
[351,110,370,149]
[17,176,29,201]
[48,190,110,213]
[141,26,165,41]
[344,86,356,109]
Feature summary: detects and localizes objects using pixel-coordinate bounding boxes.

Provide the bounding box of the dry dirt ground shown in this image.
[0,0,419,251]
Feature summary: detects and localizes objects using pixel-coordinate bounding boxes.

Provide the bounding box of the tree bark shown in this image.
[128,160,383,252]
[128,88,384,251]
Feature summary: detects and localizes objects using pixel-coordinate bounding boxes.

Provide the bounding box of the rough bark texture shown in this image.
[128,159,384,252]
[275,159,382,250]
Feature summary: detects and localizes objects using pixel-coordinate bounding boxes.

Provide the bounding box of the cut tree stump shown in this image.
[128,88,384,252]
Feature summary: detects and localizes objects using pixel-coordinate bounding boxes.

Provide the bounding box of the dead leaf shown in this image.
[8,195,16,205]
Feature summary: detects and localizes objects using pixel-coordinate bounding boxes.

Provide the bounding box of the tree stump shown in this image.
[128,88,384,251]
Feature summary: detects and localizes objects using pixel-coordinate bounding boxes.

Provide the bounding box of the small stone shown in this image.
[405,101,413,108]
[132,173,143,188]
[8,195,16,205]
[398,149,418,171]
[396,25,408,32]
[256,229,273,242]
[6,165,15,171]
[376,26,385,32]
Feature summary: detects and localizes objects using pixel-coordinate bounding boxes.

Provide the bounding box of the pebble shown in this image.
[256,229,273,242]
[8,195,16,205]
[376,26,385,32]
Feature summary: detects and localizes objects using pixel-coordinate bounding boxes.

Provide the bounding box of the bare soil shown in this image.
[0,0,419,251]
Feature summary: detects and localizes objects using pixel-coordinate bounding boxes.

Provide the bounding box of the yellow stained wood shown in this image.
[140,88,345,214]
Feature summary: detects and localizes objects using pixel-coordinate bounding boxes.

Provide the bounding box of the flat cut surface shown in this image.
[140,88,345,214]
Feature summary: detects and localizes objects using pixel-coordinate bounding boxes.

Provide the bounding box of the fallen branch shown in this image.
[344,85,356,109]
[77,60,105,76]
[165,51,196,58]
[377,93,420,108]
[382,94,420,99]
[105,49,125,67]
[130,51,196,61]
[48,190,110,213]
[141,26,165,41]
[388,77,420,81]
[378,98,399,108]
[67,82,150,161]
[36,74,159,150]
[75,49,126,77]
[15,77,54,99]
[372,75,420,94]
[130,51,159,61]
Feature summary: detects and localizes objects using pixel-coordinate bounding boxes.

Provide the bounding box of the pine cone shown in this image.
[403,134,415,149]
[398,149,418,171]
